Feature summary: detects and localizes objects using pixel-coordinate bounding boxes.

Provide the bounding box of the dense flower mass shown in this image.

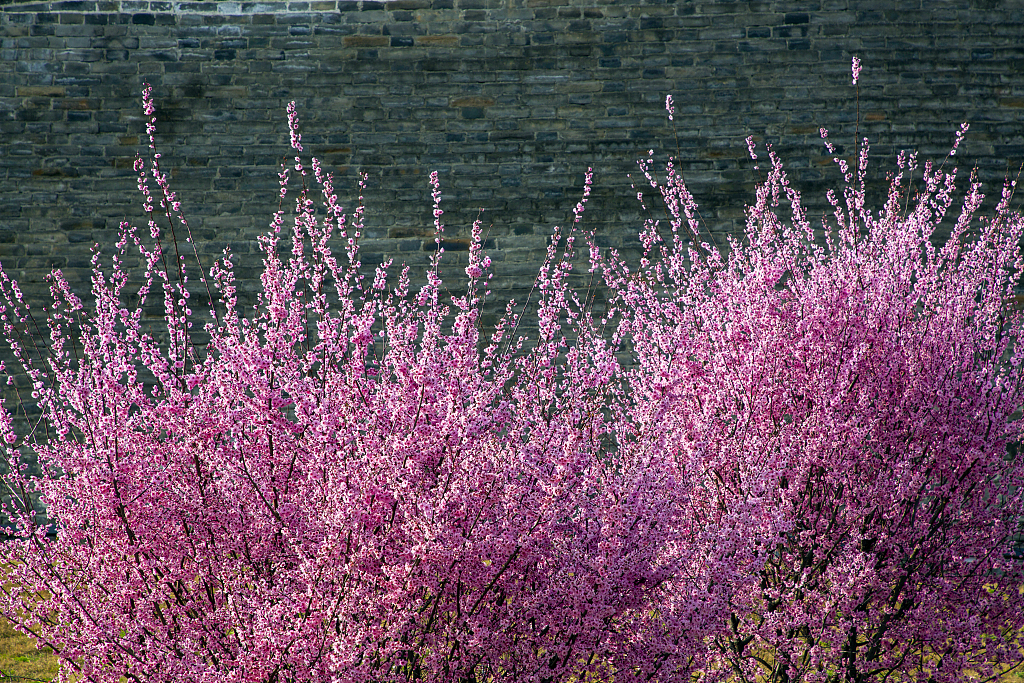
[605,127,1024,682]
[0,72,1022,683]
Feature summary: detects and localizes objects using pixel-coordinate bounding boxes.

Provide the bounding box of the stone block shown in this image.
[16,86,66,96]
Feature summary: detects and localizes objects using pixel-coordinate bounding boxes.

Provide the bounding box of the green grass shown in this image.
[0,617,59,682]
[1,620,1024,683]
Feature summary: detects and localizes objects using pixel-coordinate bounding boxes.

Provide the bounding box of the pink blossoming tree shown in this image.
[0,61,1022,683]
[608,89,1024,682]
[0,89,736,683]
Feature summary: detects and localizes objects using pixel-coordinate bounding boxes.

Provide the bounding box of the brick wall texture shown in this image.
[1,0,1023,325]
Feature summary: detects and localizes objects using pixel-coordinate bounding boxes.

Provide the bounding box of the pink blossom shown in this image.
[0,88,1020,683]
[604,121,1024,683]
[0,95,733,683]
[951,121,970,155]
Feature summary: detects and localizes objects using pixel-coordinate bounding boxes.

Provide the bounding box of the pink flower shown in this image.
[0,83,1020,683]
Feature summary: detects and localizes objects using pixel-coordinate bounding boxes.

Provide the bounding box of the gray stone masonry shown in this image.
[1,0,1023,333]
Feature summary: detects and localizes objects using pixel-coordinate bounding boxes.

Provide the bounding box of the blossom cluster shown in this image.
[606,109,1024,681]
[0,71,1021,683]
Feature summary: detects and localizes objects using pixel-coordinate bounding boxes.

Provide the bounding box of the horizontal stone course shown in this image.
[0,0,1023,328]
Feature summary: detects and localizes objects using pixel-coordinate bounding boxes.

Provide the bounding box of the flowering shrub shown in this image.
[0,88,733,683]
[0,59,1021,683]
[606,86,1024,682]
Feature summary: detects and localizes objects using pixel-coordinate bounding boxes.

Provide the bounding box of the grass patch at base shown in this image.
[0,617,60,682]
[1,620,1024,682]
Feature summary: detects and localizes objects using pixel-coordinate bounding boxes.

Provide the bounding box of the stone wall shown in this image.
[1,0,1023,322]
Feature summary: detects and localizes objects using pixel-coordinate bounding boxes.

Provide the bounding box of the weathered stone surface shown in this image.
[1,0,1023,320]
